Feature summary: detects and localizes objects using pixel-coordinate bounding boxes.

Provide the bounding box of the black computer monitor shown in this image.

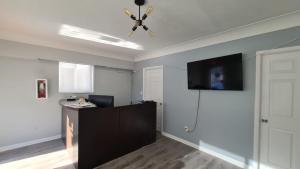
[88,95,114,108]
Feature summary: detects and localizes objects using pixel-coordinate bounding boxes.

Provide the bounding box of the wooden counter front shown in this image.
[62,102,156,169]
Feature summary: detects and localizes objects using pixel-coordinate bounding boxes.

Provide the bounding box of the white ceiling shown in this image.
[0,0,300,61]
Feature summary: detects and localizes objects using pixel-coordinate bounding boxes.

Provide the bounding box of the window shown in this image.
[59,62,94,93]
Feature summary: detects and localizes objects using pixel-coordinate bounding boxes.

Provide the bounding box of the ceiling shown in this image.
[0,0,300,61]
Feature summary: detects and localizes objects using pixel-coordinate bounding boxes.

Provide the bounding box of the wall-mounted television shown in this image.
[187,53,243,90]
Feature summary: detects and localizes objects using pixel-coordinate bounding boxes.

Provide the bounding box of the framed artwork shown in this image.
[36,79,48,100]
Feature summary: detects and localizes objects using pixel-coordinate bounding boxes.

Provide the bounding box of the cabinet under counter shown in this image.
[61,102,156,169]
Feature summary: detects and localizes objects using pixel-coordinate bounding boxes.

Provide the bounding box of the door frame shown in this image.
[143,65,164,132]
[253,46,300,169]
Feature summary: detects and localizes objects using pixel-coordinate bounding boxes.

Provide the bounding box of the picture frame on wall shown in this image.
[36,79,48,100]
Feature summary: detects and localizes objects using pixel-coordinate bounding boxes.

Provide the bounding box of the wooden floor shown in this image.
[0,135,241,169]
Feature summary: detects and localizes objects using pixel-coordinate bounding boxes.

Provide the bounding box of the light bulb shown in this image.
[128,31,134,37]
[148,30,155,37]
[124,8,132,16]
[146,6,153,15]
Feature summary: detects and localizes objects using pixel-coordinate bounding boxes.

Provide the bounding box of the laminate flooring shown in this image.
[0,135,241,169]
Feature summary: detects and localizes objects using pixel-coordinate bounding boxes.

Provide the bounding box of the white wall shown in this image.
[0,56,132,149]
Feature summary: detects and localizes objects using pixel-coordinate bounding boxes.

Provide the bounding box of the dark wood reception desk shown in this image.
[62,102,156,169]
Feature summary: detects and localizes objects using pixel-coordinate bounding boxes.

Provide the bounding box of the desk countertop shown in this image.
[60,100,96,109]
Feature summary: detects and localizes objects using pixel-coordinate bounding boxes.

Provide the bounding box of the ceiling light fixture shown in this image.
[59,24,143,50]
[124,0,154,37]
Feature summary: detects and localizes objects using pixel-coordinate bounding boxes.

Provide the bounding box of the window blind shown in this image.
[59,62,94,93]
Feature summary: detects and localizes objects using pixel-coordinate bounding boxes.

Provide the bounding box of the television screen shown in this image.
[187,53,243,90]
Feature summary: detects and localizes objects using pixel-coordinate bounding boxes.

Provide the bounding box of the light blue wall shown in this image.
[132,27,300,164]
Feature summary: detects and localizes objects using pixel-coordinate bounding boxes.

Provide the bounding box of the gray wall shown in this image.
[132,27,300,164]
[94,67,132,106]
[0,39,134,70]
[0,56,132,148]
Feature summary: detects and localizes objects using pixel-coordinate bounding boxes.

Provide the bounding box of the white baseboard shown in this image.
[162,132,199,149]
[161,132,249,169]
[0,135,61,153]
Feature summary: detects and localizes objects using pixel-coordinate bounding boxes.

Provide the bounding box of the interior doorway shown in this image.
[254,46,300,169]
[143,66,163,132]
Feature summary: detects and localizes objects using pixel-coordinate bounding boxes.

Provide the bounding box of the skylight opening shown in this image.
[59,24,143,50]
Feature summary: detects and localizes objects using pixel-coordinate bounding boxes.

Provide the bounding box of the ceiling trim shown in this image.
[135,10,300,62]
[0,31,135,62]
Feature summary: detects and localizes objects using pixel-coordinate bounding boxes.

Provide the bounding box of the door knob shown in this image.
[261,119,268,123]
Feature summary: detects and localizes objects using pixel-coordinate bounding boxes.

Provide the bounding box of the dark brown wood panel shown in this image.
[119,102,156,155]
[79,107,119,169]
[62,102,156,169]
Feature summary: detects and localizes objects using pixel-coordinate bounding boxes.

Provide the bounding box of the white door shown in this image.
[143,66,163,131]
[260,49,300,169]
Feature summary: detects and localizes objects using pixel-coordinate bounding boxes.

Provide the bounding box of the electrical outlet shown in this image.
[184,126,189,132]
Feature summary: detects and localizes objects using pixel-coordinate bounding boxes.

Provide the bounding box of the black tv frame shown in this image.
[187,53,244,91]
